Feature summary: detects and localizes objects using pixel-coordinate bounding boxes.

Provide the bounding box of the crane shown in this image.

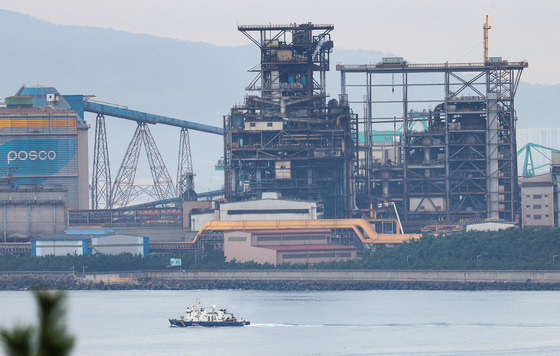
[517,143,560,177]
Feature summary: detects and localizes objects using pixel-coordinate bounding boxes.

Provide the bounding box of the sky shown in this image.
[0,0,558,85]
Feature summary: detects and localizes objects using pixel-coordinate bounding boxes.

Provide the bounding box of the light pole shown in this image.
[407,255,411,264]
[553,255,559,265]
[477,255,482,261]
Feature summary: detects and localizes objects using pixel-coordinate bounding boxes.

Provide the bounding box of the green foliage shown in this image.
[315,228,560,270]
[1,228,559,271]
[1,290,74,356]
[0,251,234,272]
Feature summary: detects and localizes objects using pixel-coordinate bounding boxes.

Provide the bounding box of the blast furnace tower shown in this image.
[224,23,356,218]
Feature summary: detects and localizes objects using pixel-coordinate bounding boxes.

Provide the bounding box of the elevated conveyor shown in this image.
[82,100,224,135]
[193,219,420,245]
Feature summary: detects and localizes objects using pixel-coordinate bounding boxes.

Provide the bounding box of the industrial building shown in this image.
[0,21,534,258]
[221,22,528,232]
[224,229,356,265]
[31,227,149,257]
[520,152,560,227]
[338,57,527,231]
[223,24,356,219]
[0,86,89,209]
[0,86,89,241]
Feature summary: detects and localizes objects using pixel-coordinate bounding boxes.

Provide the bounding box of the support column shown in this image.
[487,92,500,218]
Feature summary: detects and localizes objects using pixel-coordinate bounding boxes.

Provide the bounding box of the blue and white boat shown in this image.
[169,298,250,327]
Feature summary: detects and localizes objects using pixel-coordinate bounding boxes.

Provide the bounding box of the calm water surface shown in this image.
[1,289,560,355]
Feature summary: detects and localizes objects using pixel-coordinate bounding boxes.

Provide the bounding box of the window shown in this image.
[282,253,307,259]
[533,195,542,199]
[267,122,273,127]
[228,209,309,215]
[526,205,530,208]
[308,252,336,258]
[250,122,256,127]
[336,252,352,258]
[546,214,550,218]
[534,215,542,220]
[545,205,549,208]
[228,236,246,242]
[533,204,542,209]
[526,215,531,218]
[545,194,549,197]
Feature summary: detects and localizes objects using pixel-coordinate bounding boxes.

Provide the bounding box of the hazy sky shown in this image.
[1,0,557,85]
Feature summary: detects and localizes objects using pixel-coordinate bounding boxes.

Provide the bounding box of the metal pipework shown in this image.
[83,100,224,135]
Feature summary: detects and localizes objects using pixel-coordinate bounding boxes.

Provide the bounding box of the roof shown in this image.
[32,233,146,241]
[67,227,114,235]
[15,86,72,110]
[259,244,356,252]
[466,221,516,227]
[32,234,113,241]
[522,181,554,188]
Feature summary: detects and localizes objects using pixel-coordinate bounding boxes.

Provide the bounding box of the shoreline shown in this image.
[2,270,560,291]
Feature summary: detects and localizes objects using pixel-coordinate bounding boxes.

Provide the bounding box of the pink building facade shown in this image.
[224,229,357,265]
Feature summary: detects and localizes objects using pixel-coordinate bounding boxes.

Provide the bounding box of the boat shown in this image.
[169,297,250,327]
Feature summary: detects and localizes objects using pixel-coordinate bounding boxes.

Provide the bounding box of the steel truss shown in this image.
[338,61,527,226]
[226,23,356,218]
[111,123,175,208]
[91,114,112,209]
[177,128,196,200]
[238,23,334,98]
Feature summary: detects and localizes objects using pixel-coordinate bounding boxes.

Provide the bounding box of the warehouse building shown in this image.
[0,86,89,240]
[190,192,319,231]
[224,229,356,265]
[0,86,89,209]
[31,228,149,256]
[521,152,560,227]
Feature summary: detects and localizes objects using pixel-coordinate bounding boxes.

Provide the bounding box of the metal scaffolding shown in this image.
[338,60,527,228]
[91,114,112,209]
[225,23,357,218]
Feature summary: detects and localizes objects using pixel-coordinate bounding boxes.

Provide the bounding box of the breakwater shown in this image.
[3,270,560,291]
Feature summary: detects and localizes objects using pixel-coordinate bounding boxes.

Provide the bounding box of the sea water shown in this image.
[1,289,560,355]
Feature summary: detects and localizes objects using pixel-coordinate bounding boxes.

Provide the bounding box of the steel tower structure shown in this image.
[177,128,195,201]
[224,23,357,218]
[91,114,112,209]
[111,123,175,208]
[338,59,527,228]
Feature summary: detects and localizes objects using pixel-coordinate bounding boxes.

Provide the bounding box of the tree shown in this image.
[1,290,74,356]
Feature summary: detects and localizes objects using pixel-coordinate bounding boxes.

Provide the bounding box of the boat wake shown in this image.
[248,323,363,328]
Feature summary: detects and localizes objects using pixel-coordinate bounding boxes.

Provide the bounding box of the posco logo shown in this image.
[7,150,56,164]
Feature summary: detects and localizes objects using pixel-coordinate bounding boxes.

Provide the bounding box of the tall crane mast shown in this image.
[483,15,491,62]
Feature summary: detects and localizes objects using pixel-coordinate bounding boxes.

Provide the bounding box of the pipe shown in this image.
[192,219,420,245]
[3,205,6,243]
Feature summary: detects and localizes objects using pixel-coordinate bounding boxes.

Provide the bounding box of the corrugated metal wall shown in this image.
[0,111,82,208]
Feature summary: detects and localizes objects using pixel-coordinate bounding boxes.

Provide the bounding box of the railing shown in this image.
[337,61,528,71]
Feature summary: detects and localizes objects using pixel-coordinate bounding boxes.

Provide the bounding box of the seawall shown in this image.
[131,270,560,283]
[3,270,560,291]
